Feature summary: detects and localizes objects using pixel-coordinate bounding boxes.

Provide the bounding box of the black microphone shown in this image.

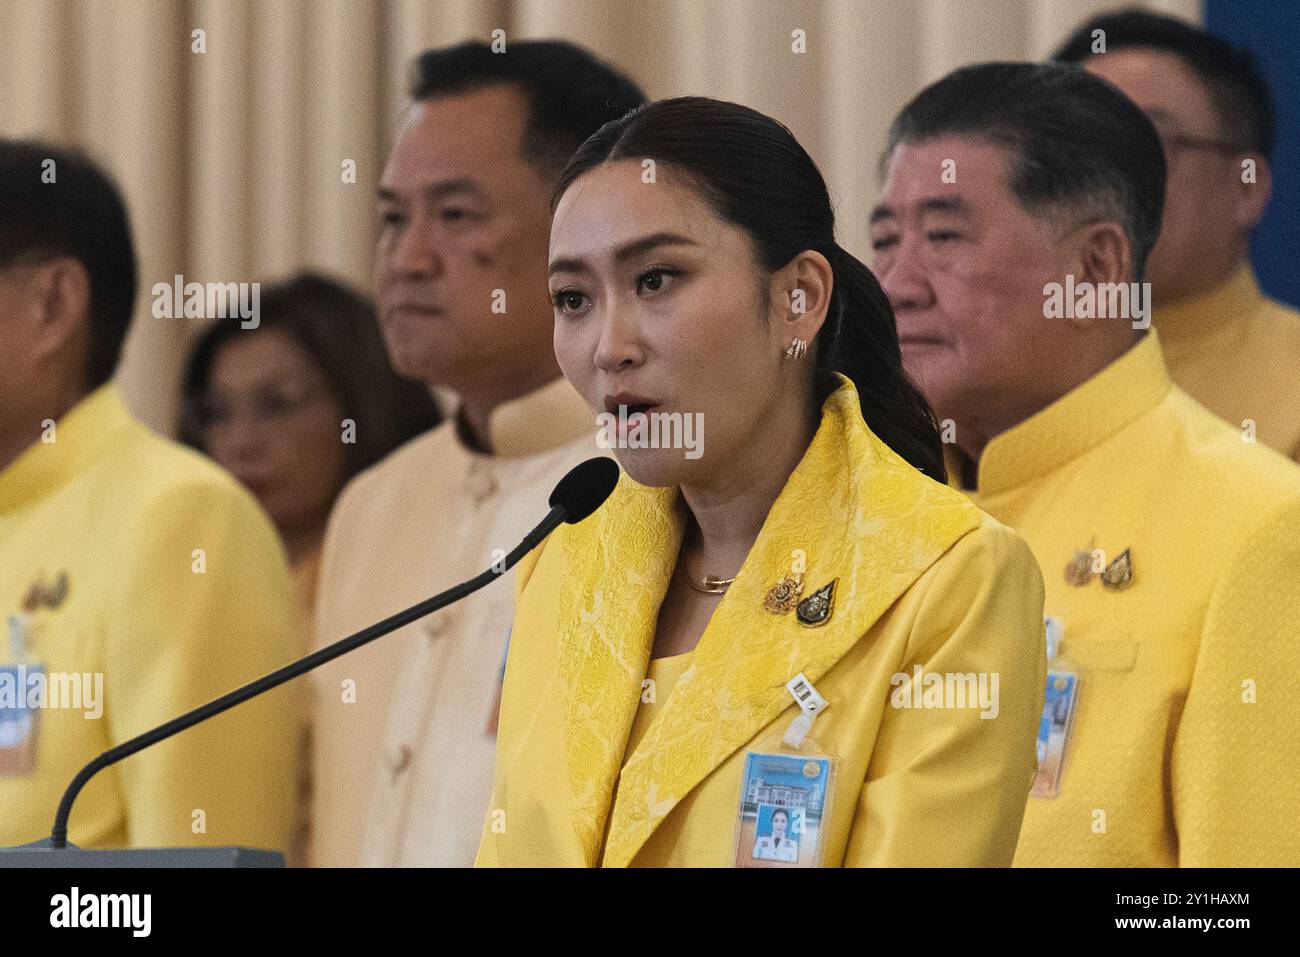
[48,455,620,849]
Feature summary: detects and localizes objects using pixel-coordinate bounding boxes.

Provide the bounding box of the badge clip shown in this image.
[782,672,827,749]
[1044,615,1064,661]
[7,615,29,661]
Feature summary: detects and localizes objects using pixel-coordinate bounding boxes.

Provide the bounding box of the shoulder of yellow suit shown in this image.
[515,373,983,593]
[86,388,285,533]
[1162,384,1300,515]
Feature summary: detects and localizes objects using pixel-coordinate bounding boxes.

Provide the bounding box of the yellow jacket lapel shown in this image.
[555,475,683,865]
[601,377,981,867]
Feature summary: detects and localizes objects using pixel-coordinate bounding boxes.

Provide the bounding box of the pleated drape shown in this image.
[0,0,1198,433]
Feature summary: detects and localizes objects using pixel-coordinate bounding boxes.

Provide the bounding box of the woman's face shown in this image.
[771,811,788,839]
[200,329,347,539]
[549,160,795,489]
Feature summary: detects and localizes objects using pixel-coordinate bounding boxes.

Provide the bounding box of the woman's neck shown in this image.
[678,392,819,579]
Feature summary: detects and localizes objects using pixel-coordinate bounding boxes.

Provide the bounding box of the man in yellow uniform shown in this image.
[1057,11,1300,462]
[308,42,644,867]
[0,140,299,852]
[872,63,1300,866]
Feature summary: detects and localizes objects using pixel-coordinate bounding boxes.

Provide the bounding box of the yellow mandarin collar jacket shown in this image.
[0,383,124,512]
[946,331,1300,866]
[1,384,299,851]
[1156,265,1300,462]
[479,375,1048,867]
[310,372,598,868]
[1160,265,1265,343]
[951,330,1171,496]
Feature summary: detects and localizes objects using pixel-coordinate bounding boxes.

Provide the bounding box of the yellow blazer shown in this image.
[476,376,1047,867]
[949,333,1300,866]
[0,385,299,852]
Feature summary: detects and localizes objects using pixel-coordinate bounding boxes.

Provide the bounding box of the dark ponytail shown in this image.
[553,96,947,483]
[818,243,946,481]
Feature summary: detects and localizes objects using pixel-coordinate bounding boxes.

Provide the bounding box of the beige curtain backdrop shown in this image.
[0,0,1199,434]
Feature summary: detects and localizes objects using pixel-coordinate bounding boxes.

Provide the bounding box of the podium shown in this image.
[0,838,283,867]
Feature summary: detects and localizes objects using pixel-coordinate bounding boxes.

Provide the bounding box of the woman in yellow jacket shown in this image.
[476,97,1047,868]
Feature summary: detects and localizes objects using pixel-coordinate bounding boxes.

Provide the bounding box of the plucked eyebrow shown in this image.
[377,177,486,205]
[548,232,700,277]
[871,195,971,224]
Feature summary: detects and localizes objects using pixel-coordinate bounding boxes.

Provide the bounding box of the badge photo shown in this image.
[0,663,44,777]
[1031,671,1079,798]
[733,751,833,867]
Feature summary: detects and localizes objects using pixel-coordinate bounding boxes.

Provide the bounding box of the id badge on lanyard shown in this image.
[732,673,836,868]
[1,614,43,777]
[1031,616,1079,798]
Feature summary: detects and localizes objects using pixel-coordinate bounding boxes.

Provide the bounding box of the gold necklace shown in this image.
[677,553,735,594]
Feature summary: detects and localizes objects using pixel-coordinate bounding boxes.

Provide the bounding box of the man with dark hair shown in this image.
[0,144,137,401]
[872,62,1300,866]
[308,41,645,867]
[0,140,299,852]
[407,40,646,183]
[1057,9,1300,463]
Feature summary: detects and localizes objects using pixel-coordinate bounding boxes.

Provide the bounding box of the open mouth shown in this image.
[604,393,659,416]
[388,305,443,319]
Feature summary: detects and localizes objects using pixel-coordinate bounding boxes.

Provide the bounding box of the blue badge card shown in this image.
[733,751,832,867]
[1031,671,1078,798]
[0,663,43,777]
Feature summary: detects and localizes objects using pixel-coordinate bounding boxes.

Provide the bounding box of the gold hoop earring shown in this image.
[784,337,807,361]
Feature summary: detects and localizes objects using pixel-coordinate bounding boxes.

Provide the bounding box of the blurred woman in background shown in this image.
[182,272,441,866]
[181,271,442,624]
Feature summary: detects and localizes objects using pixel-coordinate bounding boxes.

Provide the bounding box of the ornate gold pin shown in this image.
[21,570,70,612]
[763,575,803,614]
[1100,548,1134,590]
[1063,541,1095,587]
[795,579,837,627]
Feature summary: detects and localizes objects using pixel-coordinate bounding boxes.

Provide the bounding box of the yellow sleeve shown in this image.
[474,533,555,868]
[103,476,301,853]
[844,518,1047,866]
[475,804,501,867]
[1173,497,1300,866]
[512,534,551,599]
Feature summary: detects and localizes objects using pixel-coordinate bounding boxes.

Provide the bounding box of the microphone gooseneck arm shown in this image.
[48,502,569,849]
